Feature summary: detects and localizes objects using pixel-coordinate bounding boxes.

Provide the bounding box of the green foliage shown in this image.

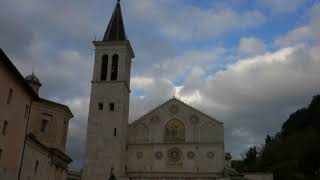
[232,95,320,180]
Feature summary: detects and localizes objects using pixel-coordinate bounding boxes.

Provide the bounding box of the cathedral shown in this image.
[82,1,272,180]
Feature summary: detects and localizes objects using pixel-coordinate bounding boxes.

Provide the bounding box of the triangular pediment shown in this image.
[128,97,224,144]
[130,97,222,127]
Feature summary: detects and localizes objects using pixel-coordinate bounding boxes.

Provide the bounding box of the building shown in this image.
[82,1,272,180]
[67,170,82,180]
[0,49,73,180]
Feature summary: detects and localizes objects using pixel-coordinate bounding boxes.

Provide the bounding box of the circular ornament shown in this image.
[136,152,143,159]
[167,147,182,162]
[187,151,195,159]
[155,151,163,160]
[190,115,199,125]
[169,105,179,114]
[207,152,215,159]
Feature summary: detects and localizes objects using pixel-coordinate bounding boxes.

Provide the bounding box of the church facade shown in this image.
[82,1,272,180]
[126,98,225,179]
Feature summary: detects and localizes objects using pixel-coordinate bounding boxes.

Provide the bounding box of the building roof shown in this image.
[103,0,127,41]
[0,48,73,118]
[27,133,72,166]
[25,72,42,86]
[0,48,38,98]
[38,98,74,118]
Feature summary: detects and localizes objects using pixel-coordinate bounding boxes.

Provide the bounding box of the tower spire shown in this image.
[103,0,127,41]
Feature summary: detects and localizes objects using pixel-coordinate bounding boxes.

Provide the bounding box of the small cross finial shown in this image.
[117,0,120,3]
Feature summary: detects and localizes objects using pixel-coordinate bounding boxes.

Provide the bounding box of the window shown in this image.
[61,121,67,145]
[98,102,104,110]
[6,88,13,104]
[111,54,118,81]
[2,121,8,135]
[34,160,39,175]
[24,105,30,118]
[101,55,108,81]
[109,103,115,111]
[114,128,117,137]
[0,149,3,160]
[40,120,48,133]
[164,119,185,142]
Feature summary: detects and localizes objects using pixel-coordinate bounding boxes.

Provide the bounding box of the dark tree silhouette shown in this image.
[232,95,320,180]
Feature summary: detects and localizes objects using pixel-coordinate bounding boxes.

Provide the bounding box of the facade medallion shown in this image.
[155,151,163,160]
[187,151,195,159]
[189,115,199,125]
[167,147,182,162]
[136,152,143,159]
[169,105,179,114]
[207,152,215,159]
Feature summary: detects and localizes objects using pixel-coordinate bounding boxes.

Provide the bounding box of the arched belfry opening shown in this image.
[164,119,186,142]
[101,55,108,81]
[111,54,118,81]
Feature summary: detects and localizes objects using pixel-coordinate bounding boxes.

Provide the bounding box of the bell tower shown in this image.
[82,0,134,179]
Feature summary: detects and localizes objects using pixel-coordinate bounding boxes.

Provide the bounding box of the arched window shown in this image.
[101,55,108,81]
[2,120,8,135]
[34,160,39,175]
[7,88,13,104]
[164,119,185,142]
[111,54,118,81]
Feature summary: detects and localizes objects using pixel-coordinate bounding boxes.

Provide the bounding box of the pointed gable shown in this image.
[103,0,127,41]
[128,97,224,144]
[130,97,222,126]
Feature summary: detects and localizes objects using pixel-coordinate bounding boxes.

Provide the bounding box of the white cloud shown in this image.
[259,0,305,13]
[275,3,320,47]
[239,37,266,55]
[144,47,226,81]
[131,77,155,90]
[174,45,320,157]
[130,44,320,158]
[130,77,175,120]
[127,0,265,41]
[275,26,313,46]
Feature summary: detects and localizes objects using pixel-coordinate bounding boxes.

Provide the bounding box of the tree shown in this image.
[233,94,320,180]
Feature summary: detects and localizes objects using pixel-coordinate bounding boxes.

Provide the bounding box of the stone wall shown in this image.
[19,137,70,180]
[127,143,225,174]
[19,138,51,180]
[243,173,273,180]
[28,100,71,152]
[0,57,33,180]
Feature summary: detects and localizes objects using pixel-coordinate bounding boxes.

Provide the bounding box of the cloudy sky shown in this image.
[1,0,320,170]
